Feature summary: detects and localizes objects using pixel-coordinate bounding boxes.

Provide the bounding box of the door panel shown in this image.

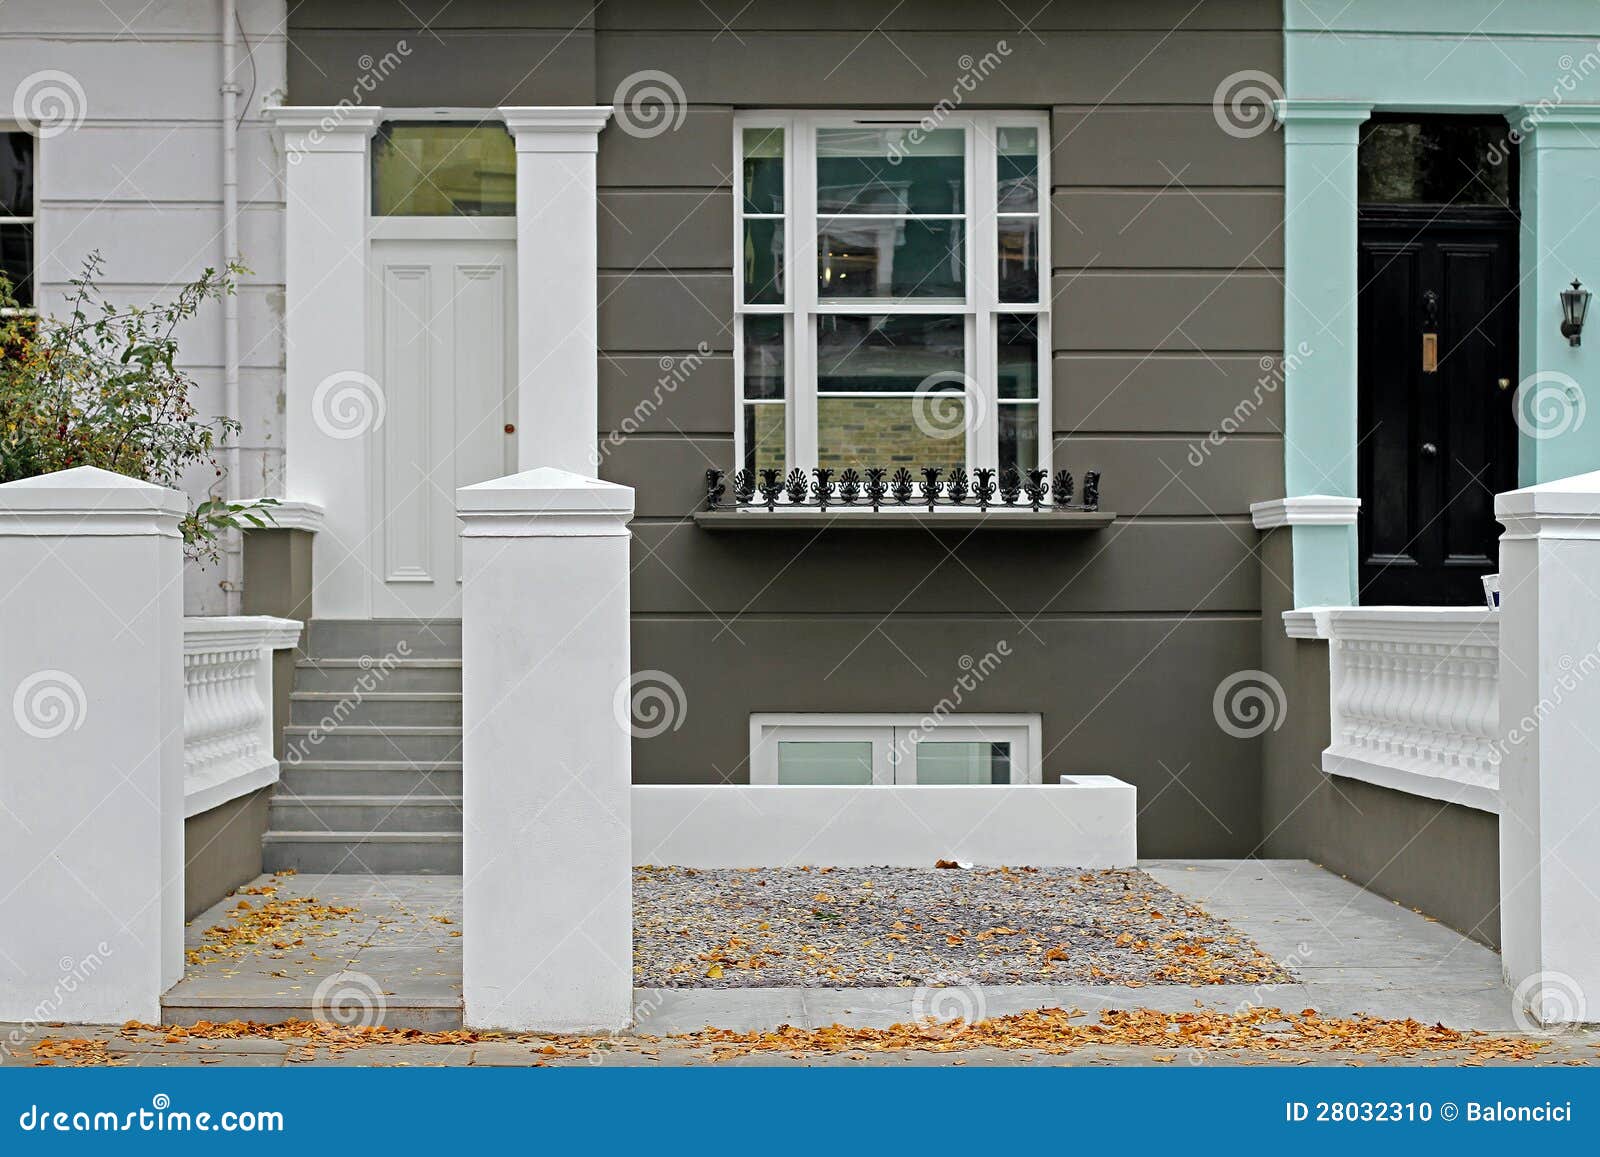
[370,239,516,617]
[1357,216,1516,605]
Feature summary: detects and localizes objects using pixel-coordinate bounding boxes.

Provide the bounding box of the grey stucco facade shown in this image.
[285,0,1286,856]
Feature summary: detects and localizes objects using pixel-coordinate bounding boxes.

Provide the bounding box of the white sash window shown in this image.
[734,112,1050,480]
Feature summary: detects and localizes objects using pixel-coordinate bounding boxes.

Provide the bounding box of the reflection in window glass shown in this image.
[743,317,785,400]
[997,127,1038,212]
[818,218,964,300]
[817,395,965,471]
[817,314,964,393]
[743,218,785,304]
[998,315,1038,399]
[816,127,964,214]
[1357,118,1513,207]
[743,404,786,477]
[742,126,785,214]
[0,132,34,308]
[777,741,873,785]
[372,122,515,216]
[1000,403,1038,473]
[915,741,1012,785]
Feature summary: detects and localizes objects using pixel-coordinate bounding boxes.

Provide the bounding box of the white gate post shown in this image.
[1496,469,1600,1027]
[458,467,634,1031]
[0,467,186,1024]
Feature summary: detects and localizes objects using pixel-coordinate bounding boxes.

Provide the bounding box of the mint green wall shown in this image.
[1279,0,1600,604]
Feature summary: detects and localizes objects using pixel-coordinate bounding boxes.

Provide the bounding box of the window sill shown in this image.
[693,509,1116,531]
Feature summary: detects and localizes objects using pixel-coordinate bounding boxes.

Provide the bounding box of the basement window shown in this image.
[0,131,35,311]
[749,713,1042,785]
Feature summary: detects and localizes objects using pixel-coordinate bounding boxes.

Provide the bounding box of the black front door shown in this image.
[1356,118,1520,606]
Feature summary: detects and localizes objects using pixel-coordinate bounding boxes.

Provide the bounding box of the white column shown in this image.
[458,466,634,1031]
[499,107,613,476]
[1496,469,1600,1027]
[267,106,384,619]
[0,467,186,1024]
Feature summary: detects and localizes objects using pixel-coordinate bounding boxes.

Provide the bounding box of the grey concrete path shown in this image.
[6,859,1593,1067]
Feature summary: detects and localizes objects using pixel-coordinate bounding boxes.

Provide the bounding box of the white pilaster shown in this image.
[267,106,384,619]
[0,467,186,1024]
[458,466,634,1031]
[1496,469,1600,1027]
[499,107,613,476]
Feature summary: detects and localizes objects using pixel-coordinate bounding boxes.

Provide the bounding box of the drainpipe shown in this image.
[221,0,242,612]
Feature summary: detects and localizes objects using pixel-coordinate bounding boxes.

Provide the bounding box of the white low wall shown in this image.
[632,777,1137,868]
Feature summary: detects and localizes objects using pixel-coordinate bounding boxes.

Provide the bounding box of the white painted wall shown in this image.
[633,778,1139,869]
[3,0,289,613]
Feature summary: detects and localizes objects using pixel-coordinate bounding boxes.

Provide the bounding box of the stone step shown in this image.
[281,725,461,764]
[306,619,461,661]
[262,830,463,875]
[161,993,462,1032]
[293,658,462,695]
[279,760,463,796]
[269,794,463,833]
[290,691,463,728]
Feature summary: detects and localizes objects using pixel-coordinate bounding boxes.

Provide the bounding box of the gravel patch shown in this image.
[633,865,1290,989]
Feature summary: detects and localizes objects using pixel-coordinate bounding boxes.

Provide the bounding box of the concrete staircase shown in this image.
[263,620,463,874]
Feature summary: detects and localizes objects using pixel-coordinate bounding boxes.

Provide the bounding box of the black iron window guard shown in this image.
[705,466,1101,513]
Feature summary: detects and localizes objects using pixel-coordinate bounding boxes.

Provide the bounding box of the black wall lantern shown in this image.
[1561,278,1591,347]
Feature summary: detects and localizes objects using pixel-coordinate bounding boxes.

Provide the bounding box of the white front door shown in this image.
[369,235,516,618]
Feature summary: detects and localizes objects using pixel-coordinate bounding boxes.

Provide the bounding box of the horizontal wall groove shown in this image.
[629,611,1265,622]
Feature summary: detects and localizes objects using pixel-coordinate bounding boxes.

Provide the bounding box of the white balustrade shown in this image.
[1322,607,1500,813]
[182,616,303,817]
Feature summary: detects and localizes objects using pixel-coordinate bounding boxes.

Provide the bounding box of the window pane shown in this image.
[998,315,1038,399]
[1000,403,1039,472]
[0,225,33,308]
[818,396,965,470]
[998,218,1039,303]
[818,218,965,299]
[915,741,1012,785]
[777,740,873,785]
[743,316,785,399]
[743,218,785,304]
[0,133,33,217]
[816,126,964,214]
[372,122,515,216]
[817,314,964,393]
[1357,118,1512,207]
[997,127,1038,212]
[743,403,786,477]
[742,126,785,214]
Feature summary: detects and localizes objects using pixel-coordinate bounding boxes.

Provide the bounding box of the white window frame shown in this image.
[749,712,1043,785]
[0,126,37,317]
[733,111,1051,478]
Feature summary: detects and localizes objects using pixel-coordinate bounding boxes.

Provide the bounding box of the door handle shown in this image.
[1420,442,1439,459]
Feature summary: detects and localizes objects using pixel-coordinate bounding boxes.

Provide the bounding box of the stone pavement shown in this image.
[4,859,1596,1067]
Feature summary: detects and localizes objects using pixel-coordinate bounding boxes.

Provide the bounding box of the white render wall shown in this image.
[4,0,289,613]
